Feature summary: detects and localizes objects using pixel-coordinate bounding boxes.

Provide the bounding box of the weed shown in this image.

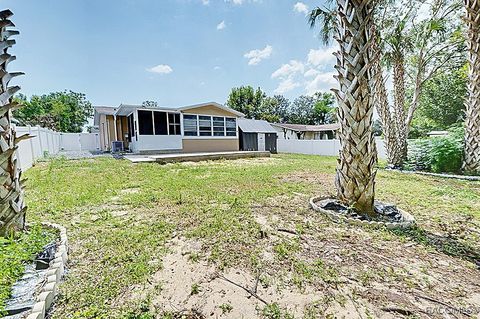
[219,303,233,314]
[191,283,201,295]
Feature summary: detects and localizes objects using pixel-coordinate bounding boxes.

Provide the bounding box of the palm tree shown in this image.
[0,9,26,236]
[463,0,480,173]
[310,0,378,216]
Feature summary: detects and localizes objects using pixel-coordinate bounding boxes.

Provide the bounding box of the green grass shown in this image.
[0,225,56,314]
[21,154,480,318]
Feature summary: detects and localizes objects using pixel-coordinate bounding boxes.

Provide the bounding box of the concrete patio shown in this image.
[123,151,271,164]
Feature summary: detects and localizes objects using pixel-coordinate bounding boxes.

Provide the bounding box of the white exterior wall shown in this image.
[278,137,387,160]
[134,135,183,151]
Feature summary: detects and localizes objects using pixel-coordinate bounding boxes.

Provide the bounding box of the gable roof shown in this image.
[237,118,276,133]
[271,123,340,132]
[177,102,244,117]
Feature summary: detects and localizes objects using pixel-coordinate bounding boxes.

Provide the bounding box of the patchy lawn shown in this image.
[24,154,480,318]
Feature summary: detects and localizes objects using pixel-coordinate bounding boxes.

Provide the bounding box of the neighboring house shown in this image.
[271,123,340,140]
[237,118,277,153]
[93,102,244,153]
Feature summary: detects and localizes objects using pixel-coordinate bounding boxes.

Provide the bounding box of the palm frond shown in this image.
[308,6,336,45]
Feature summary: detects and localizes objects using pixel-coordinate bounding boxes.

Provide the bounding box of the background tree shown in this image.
[311,0,378,215]
[0,10,27,235]
[289,95,316,125]
[14,90,93,133]
[226,86,266,119]
[410,66,467,137]
[313,92,336,124]
[463,0,480,173]
[142,100,158,108]
[288,93,335,125]
[375,0,464,167]
[271,95,291,122]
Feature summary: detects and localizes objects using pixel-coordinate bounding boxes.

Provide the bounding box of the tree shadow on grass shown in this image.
[390,226,480,268]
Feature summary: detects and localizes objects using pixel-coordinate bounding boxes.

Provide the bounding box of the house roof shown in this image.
[93,102,243,126]
[93,106,117,126]
[115,104,178,116]
[237,118,276,133]
[271,123,340,132]
[177,102,245,117]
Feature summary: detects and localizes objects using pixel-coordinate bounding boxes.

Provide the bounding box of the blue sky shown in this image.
[3,0,336,107]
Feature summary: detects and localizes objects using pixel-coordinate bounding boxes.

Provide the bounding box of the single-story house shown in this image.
[93,102,244,153]
[237,118,277,153]
[271,123,340,140]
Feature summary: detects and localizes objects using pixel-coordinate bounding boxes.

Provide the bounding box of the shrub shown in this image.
[406,128,464,174]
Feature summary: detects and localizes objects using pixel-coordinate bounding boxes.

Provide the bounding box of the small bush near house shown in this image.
[406,127,464,174]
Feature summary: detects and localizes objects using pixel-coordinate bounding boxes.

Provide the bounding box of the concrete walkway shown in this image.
[123,151,271,164]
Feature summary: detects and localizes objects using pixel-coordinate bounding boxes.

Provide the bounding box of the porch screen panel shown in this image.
[154,111,168,135]
[183,114,198,136]
[213,117,225,136]
[199,116,212,136]
[138,110,153,135]
[226,118,237,136]
[127,114,134,142]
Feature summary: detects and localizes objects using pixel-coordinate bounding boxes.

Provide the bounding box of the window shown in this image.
[154,112,168,135]
[168,113,181,135]
[183,114,198,136]
[213,117,225,136]
[226,118,237,136]
[199,116,212,136]
[138,110,153,135]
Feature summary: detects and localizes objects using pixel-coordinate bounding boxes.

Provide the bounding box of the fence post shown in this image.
[27,125,35,164]
[36,125,44,157]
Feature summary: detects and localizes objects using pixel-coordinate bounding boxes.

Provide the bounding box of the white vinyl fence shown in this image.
[278,137,387,160]
[15,125,100,171]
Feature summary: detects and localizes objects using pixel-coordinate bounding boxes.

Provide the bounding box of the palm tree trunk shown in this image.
[0,10,26,236]
[332,0,377,216]
[371,32,402,168]
[463,0,480,173]
[391,57,408,168]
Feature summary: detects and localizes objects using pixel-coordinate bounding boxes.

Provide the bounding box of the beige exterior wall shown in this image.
[182,139,239,153]
[98,114,129,151]
[182,105,238,117]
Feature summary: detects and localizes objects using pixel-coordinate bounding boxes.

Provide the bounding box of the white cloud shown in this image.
[305,72,337,95]
[202,0,210,5]
[147,64,173,74]
[271,45,338,96]
[304,69,319,77]
[216,20,226,30]
[271,60,304,79]
[293,2,309,15]
[244,45,273,65]
[307,46,337,67]
[213,66,221,70]
[274,78,301,94]
[225,0,261,5]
